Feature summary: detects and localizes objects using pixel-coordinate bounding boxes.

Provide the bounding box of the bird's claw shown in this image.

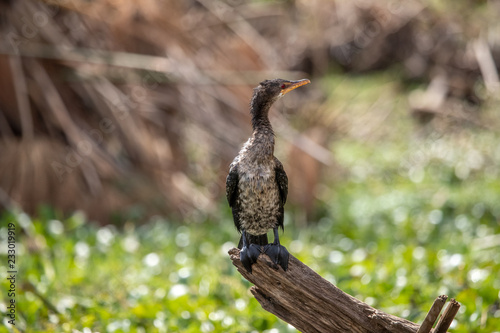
[240,244,262,273]
[264,243,289,271]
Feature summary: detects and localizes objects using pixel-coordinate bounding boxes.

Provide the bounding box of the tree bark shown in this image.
[228,248,455,333]
[417,295,448,333]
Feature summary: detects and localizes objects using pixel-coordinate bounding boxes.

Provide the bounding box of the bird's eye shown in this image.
[281,84,286,89]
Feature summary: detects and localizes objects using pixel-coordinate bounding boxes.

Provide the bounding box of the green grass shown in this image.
[1,144,500,333]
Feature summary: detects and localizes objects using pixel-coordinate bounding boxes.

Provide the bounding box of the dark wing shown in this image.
[225,163,239,207]
[274,158,288,230]
[226,163,241,231]
[274,158,288,205]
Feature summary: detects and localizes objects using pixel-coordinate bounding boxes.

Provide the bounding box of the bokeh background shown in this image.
[0,0,500,332]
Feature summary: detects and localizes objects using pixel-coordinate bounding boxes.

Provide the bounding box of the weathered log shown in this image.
[433,299,461,333]
[228,248,458,333]
[417,295,448,333]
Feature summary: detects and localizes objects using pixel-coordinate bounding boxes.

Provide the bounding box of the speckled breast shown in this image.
[236,164,281,236]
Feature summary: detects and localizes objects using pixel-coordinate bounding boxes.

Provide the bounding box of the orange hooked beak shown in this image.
[280,79,311,96]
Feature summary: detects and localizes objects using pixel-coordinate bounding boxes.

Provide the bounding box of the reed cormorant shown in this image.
[226,78,310,272]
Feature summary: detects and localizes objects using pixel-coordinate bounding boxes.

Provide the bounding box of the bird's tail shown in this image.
[238,233,268,249]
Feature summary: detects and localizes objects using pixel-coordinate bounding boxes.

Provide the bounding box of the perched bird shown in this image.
[226,78,310,272]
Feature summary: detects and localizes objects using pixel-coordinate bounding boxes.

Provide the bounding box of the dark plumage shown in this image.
[226,78,310,272]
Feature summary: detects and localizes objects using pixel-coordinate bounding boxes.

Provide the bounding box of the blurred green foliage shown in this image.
[1,131,500,333]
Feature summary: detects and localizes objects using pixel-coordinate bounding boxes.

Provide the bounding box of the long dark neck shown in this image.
[250,94,274,135]
[248,94,275,157]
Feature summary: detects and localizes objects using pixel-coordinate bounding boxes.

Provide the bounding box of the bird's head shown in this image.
[250,78,310,124]
[253,78,311,104]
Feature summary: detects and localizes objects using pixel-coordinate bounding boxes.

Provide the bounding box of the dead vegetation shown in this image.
[0,0,498,222]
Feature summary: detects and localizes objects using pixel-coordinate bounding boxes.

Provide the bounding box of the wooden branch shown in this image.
[434,299,461,333]
[229,247,423,333]
[417,295,448,333]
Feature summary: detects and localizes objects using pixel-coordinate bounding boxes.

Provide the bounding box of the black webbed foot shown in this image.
[240,243,262,273]
[264,243,289,271]
[263,227,289,271]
